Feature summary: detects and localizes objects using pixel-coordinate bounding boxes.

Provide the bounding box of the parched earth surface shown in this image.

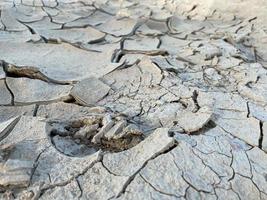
[0,0,267,199]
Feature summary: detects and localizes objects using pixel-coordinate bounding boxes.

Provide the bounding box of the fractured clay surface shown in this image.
[0,0,267,199]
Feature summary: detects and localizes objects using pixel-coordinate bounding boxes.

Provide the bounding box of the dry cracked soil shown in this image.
[0,0,267,199]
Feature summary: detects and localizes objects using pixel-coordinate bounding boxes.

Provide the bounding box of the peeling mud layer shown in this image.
[0,0,267,199]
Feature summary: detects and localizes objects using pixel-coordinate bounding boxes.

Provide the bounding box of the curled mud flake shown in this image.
[0,60,69,85]
[0,117,20,142]
[47,113,144,157]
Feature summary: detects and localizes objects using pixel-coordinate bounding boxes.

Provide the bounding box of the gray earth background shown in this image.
[0,0,267,199]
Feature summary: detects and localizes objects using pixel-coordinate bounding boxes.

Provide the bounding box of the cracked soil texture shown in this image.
[0,0,267,199]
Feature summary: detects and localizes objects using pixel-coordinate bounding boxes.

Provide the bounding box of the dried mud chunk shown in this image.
[124,36,160,51]
[0,42,121,82]
[1,9,27,31]
[177,106,213,133]
[215,117,260,146]
[113,124,143,140]
[98,17,138,37]
[145,19,169,33]
[160,35,190,55]
[73,124,99,139]
[91,119,115,144]
[71,77,110,106]
[168,16,205,34]
[50,12,81,25]
[136,23,162,36]
[6,77,72,104]
[0,159,34,188]
[10,5,46,23]
[37,102,105,119]
[48,112,145,156]
[104,120,127,140]
[0,144,35,190]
